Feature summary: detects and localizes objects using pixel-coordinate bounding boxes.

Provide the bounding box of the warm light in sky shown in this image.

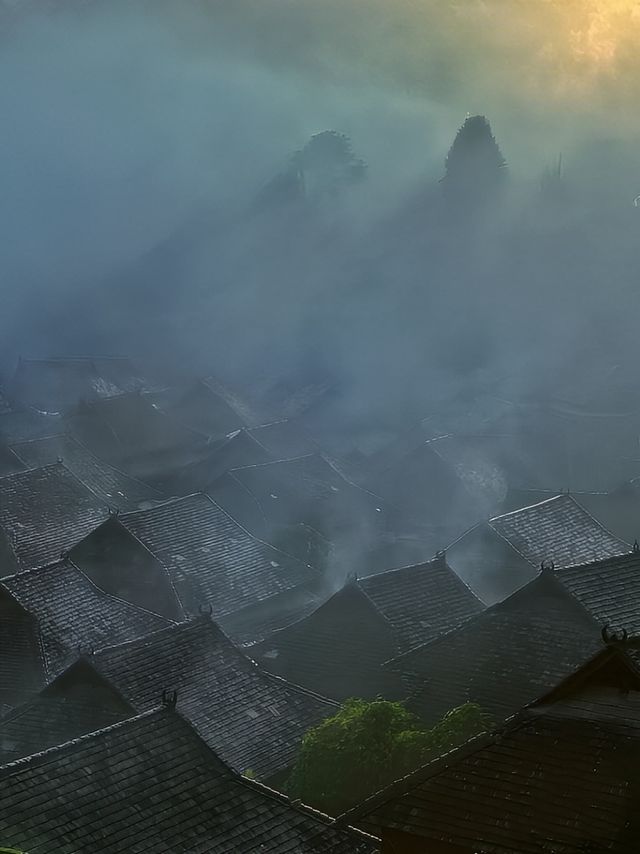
[567,0,640,68]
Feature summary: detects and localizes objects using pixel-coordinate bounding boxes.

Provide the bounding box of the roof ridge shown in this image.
[565,493,631,548]
[78,516,187,620]
[91,613,218,658]
[202,492,314,570]
[358,554,483,607]
[227,452,319,473]
[65,557,173,626]
[66,433,164,498]
[0,706,165,778]
[489,492,566,522]
[554,546,638,575]
[337,717,515,826]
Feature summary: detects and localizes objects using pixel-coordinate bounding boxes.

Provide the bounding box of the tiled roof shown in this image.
[0,462,108,569]
[554,550,640,634]
[11,434,161,509]
[366,438,485,531]
[0,593,49,710]
[219,577,329,645]
[209,453,387,547]
[248,419,319,459]
[0,407,63,443]
[167,377,252,437]
[358,556,483,651]
[388,573,602,725]
[0,662,135,763]
[70,515,185,622]
[160,428,272,495]
[88,617,335,777]
[10,355,149,412]
[0,618,337,778]
[0,708,379,853]
[65,392,206,479]
[253,584,405,701]
[489,493,628,568]
[118,493,318,618]
[350,684,640,853]
[0,443,24,476]
[1,560,169,668]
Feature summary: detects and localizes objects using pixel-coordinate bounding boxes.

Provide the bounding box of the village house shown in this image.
[0,704,380,853]
[71,492,323,641]
[253,555,483,700]
[0,614,337,781]
[0,558,168,711]
[343,646,640,853]
[446,493,628,603]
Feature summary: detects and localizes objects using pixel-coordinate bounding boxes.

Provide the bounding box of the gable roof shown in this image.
[348,670,640,853]
[0,661,135,763]
[0,593,49,712]
[553,550,640,634]
[10,355,149,412]
[387,572,603,725]
[0,462,108,569]
[366,437,487,531]
[489,493,628,568]
[358,556,483,652]
[8,617,337,778]
[11,433,161,509]
[253,557,484,701]
[167,376,256,438]
[0,708,379,853]
[209,453,386,543]
[445,493,630,604]
[65,391,206,478]
[0,560,169,670]
[253,584,407,701]
[113,493,318,619]
[159,427,272,495]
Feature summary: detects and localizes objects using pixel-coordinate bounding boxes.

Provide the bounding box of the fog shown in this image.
[1,0,640,428]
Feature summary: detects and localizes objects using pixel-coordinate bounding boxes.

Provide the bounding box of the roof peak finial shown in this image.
[161,689,178,711]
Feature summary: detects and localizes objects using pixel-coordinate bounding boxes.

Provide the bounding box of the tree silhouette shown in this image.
[442,115,507,207]
[256,131,366,212]
[291,131,366,201]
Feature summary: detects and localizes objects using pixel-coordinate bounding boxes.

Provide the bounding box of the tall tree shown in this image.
[442,115,507,207]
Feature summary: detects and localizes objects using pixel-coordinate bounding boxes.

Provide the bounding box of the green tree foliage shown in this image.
[442,114,507,206]
[287,699,489,815]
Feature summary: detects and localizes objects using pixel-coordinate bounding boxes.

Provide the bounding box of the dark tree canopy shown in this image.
[442,115,507,204]
[257,131,366,211]
[292,131,366,196]
[287,699,488,815]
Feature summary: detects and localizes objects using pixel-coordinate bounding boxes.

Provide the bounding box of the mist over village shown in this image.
[1,1,640,852]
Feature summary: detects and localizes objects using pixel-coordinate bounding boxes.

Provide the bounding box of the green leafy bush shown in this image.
[288,698,489,815]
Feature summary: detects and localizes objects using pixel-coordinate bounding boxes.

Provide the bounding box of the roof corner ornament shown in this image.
[60,549,70,561]
[633,540,640,554]
[435,549,446,560]
[198,603,213,619]
[540,559,555,573]
[602,624,629,645]
[161,689,178,711]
